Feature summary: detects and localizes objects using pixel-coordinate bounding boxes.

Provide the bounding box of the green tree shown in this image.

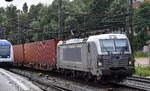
[133,1,150,51]
[70,0,93,13]
[23,2,28,13]
[134,2,150,33]
[5,5,18,44]
[0,7,6,24]
[90,0,114,14]
[109,0,128,14]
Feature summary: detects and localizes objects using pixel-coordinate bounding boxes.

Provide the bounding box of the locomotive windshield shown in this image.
[0,46,10,58]
[100,39,129,52]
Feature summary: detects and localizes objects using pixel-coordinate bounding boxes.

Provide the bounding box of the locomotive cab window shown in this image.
[100,39,129,52]
[0,46,10,58]
[100,39,115,52]
[115,39,129,52]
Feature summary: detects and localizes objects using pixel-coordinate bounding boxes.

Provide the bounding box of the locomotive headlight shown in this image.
[129,61,132,65]
[98,62,102,66]
[128,56,134,65]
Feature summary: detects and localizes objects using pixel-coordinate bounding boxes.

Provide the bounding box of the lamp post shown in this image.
[127,0,134,54]
[58,0,65,38]
[130,0,133,35]
[130,0,134,54]
[17,11,21,44]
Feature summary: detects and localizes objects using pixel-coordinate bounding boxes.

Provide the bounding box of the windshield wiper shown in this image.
[103,47,111,55]
[120,47,126,55]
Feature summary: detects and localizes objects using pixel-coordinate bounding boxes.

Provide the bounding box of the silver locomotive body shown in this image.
[57,39,92,72]
[57,34,134,78]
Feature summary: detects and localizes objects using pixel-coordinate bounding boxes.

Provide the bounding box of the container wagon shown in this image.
[13,39,60,70]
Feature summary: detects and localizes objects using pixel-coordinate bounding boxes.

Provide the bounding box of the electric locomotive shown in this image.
[0,40,14,64]
[57,34,135,80]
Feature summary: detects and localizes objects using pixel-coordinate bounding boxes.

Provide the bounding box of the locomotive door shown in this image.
[87,43,92,71]
[81,43,90,71]
[87,42,99,75]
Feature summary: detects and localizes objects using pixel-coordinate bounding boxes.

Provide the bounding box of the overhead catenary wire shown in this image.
[2,0,149,44]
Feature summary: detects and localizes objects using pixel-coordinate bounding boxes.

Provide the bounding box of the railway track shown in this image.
[7,68,72,91]
[116,76,150,91]
[6,67,139,91]
[7,68,107,91]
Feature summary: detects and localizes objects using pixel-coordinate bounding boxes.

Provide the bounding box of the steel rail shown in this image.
[116,76,150,91]
[6,67,138,91]
[31,77,71,91]
[7,68,101,91]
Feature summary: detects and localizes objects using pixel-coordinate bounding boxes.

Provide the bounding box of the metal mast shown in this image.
[58,0,64,38]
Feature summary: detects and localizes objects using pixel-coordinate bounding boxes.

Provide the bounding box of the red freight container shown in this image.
[13,39,61,70]
[13,45,24,64]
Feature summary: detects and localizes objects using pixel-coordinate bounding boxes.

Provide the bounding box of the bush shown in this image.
[134,66,150,77]
[134,51,148,58]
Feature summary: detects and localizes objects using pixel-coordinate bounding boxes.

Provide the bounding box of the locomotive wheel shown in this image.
[93,76,101,83]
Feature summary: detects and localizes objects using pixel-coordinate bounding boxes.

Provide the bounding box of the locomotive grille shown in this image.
[102,55,129,68]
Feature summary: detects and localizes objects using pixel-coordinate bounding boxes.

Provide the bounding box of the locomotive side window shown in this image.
[0,46,10,58]
[63,47,81,62]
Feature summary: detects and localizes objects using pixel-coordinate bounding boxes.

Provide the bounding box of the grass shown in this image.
[134,51,148,58]
[134,66,150,77]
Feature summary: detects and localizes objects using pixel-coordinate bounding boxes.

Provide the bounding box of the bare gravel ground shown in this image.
[135,58,149,66]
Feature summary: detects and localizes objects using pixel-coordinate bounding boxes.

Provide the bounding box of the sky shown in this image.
[0,0,54,10]
[0,0,143,10]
